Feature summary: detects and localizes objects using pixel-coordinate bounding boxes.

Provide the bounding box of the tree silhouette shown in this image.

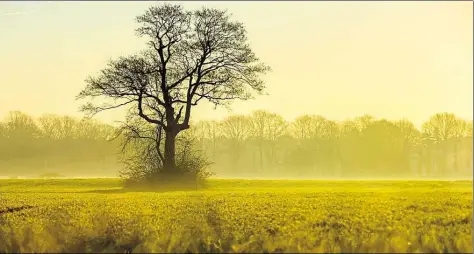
[421,113,471,176]
[360,120,405,176]
[220,115,252,172]
[0,110,472,179]
[249,110,287,171]
[196,120,221,162]
[77,3,269,174]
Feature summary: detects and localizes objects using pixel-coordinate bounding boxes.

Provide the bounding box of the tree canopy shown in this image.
[77,3,269,173]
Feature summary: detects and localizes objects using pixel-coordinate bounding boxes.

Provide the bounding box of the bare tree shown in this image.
[77,4,269,174]
[2,111,40,140]
[196,120,221,162]
[421,112,469,176]
[249,110,287,170]
[220,115,252,171]
[393,119,421,175]
[290,115,332,140]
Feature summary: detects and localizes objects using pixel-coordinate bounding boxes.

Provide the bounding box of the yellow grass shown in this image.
[0,179,471,253]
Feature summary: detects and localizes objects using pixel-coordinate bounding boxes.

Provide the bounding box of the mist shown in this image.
[0,110,471,180]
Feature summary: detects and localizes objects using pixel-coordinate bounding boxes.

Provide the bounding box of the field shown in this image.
[0,179,472,253]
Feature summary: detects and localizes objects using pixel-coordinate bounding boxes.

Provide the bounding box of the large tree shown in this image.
[77,4,269,173]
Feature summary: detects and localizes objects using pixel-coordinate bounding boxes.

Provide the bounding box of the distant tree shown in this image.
[1,111,41,159]
[336,119,360,175]
[317,119,340,176]
[248,110,287,171]
[37,114,63,139]
[287,115,334,175]
[0,111,121,177]
[466,121,473,137]
[422,113,466,142]
[190,120,221,165]
[1,108,471,179]
[359,120,405,176]
[200,120,221,162]
[462,121,473,173]
[353,114,375,132]
[421,113,469,176]
[77,3,269,177]
[76,118,117,141]
[394,119,421,146]
[2,111,40,139]
[220,115,252,172]
[290,115,329,140]
[393,119,422,175]
[0,121,6,160]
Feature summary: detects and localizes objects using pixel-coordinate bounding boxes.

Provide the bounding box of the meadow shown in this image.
[0,179,472,253]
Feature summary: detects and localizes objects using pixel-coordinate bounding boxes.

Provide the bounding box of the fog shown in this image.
[0,111,471,180]
[0,2,472,181]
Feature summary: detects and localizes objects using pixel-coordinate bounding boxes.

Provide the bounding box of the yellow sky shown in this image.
[0,1,472,127]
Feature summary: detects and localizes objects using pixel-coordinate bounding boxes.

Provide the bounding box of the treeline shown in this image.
[0,111,119,177]
[185,111,472,179]
[0,110,472,179]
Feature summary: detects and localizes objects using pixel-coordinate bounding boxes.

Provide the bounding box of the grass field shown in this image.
[0,179,472,253]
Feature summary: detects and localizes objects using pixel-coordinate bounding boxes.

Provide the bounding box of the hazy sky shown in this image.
[1,1,472,127]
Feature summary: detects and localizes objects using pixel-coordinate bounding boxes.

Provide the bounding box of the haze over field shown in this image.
[0,2,472,253]
[0,1,472,127]
[0,1,472,180]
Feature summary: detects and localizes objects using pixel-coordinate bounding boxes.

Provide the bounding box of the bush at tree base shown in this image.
[119,136,215,190]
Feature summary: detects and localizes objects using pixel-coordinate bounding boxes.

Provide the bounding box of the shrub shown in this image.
[119,134,214,190]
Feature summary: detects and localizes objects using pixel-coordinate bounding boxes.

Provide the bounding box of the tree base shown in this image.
[123,170,207,191]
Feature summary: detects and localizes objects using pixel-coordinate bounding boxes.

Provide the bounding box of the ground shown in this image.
[0,179,472,253]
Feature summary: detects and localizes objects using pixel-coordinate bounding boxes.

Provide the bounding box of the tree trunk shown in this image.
[453,139,458,175]
[417,148,423,177]
[163,130,177,172]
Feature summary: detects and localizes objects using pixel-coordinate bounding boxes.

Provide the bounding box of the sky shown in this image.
[0,1,472,127]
